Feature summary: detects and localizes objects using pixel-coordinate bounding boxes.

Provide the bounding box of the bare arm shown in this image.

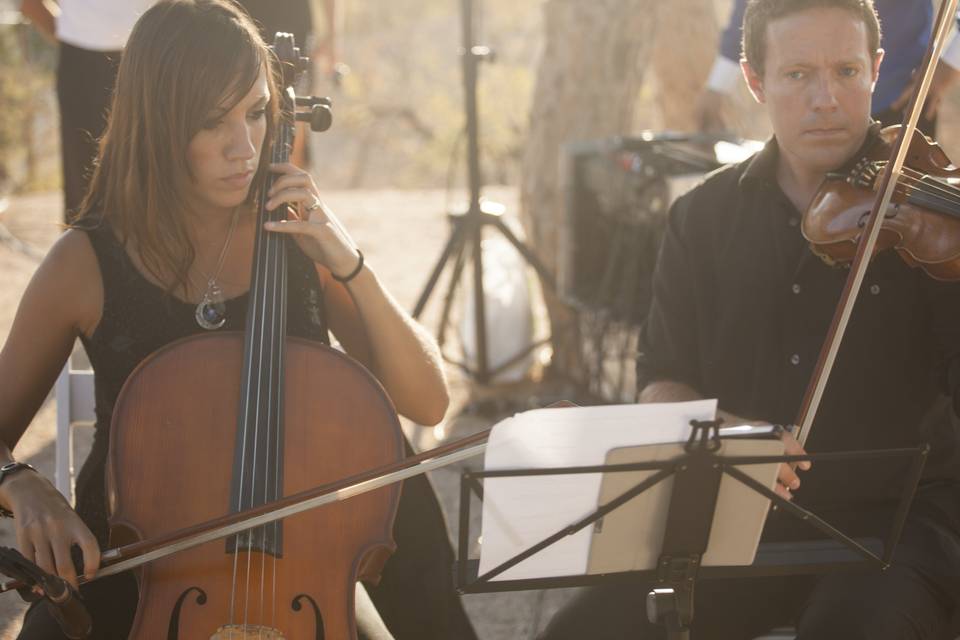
[0,230,103,585]
[319,265,449,425]
[263,163,449,425]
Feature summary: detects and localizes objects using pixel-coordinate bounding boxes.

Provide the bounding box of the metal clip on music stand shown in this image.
[455,420,928,639]
[412,0,554,384]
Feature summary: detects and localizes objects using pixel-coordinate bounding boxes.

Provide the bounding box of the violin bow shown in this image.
[795,0,960,447]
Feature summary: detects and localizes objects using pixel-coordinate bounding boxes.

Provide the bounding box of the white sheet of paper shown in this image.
[477,400,718,581]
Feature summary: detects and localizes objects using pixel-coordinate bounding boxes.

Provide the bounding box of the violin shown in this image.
[803,125,960,281]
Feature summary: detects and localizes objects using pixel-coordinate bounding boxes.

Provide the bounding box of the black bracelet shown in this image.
[332,249,364,284]
[0,462,37,518]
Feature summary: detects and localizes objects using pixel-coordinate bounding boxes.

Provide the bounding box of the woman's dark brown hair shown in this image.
[74,0,279,293]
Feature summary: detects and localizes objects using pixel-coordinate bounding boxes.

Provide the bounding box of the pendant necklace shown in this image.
[194,209,240,330]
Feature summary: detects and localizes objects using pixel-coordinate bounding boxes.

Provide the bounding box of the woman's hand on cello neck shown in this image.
[262,162,451,426]
[262,162,363,279]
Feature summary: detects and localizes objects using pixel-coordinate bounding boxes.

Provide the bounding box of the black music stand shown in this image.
[412,0,554,384]
[455,420,928,639]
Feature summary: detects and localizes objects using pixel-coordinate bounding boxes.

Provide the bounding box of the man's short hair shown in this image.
[742,0,882,76]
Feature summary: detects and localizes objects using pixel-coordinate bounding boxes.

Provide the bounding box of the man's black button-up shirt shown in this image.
[637,134,960,512]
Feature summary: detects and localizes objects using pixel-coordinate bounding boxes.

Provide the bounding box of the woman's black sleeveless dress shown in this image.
[18,224,476,640]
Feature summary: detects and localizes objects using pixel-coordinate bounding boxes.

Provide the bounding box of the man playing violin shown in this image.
[540,1,960,638]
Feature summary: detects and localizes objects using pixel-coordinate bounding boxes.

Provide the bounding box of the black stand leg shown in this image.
[647,586,693,640]
[411,0,553,384]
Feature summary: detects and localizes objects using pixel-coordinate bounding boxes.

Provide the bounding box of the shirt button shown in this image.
[788,217,800,227]
[870,284,880,295]
[791,283,801,294]
[790,354,801,366]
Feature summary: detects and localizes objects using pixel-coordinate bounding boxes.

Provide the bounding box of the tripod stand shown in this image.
[412,0,554,384]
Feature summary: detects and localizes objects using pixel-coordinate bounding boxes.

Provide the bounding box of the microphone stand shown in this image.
[412,0,554,384]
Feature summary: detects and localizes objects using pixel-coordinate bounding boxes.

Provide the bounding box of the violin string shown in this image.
[895,174,960,212]
[869,161,960,206]
[896,167,960,204]
[867,161,948,196]
[901,178,960,208]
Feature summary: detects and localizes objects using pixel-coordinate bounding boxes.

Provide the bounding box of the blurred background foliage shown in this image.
[0,7,59,195]
[2,0,960,194]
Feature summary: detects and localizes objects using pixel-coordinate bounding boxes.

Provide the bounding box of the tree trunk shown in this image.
[520,0,658,384]
[651,0,720,131]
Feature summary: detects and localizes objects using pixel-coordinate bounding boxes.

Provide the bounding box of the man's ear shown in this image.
[871,48,885,86]
[741,59,766,104]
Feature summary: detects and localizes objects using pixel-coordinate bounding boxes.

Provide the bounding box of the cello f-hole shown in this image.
[291,593,325,639]
[167,586,207,640]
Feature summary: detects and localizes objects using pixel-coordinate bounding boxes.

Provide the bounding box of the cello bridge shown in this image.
[211,625,286,639]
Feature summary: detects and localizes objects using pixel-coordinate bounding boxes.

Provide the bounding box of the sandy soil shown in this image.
[0,187,576,638]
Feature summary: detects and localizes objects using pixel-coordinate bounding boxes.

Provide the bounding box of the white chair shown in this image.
[54,359,95,504]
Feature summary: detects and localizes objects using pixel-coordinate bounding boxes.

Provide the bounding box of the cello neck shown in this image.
[228,83,297,556]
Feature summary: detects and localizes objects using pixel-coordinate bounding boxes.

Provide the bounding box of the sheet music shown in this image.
[478,400,717,581]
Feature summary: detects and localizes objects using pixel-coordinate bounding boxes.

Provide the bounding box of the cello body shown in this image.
[107,333,403,639]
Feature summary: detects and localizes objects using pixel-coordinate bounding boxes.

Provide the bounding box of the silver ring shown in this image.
[305,199,323,213]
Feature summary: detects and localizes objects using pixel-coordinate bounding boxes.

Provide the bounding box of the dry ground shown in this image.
[0,187,577,638]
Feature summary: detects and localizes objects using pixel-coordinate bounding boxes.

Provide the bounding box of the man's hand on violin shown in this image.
[892,62,960,120]
[775,428,812,502]
[718,410,811,501]
[1,472,99,588]
[263,162,363,281]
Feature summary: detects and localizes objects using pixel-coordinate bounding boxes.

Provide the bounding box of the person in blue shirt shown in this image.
[696,0,960,135]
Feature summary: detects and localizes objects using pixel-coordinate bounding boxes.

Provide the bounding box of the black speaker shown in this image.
[560,132,761,325]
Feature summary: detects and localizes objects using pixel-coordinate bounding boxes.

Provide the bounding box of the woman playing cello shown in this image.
[0,1,473,637]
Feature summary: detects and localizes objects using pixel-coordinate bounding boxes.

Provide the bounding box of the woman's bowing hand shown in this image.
[0,472,100,589]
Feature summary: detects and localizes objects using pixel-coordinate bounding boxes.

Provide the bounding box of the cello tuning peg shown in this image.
[295,103,333,132]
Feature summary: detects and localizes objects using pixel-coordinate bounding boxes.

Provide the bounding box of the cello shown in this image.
[102,33,404,638]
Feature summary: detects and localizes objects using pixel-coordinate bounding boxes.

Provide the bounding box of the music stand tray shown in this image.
[454,420,927,639]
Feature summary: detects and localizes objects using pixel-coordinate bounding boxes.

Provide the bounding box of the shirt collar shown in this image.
[738,121,884,190]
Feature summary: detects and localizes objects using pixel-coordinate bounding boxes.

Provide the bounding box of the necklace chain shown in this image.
[196,208,241,286]
[194,209,241,330]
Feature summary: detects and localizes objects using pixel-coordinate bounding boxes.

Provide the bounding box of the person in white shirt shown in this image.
[20,0,154,220]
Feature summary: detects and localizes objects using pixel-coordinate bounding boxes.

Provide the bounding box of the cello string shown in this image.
[244,123,282,633]
[261,119,290,633]
[270,120,291,631]
[230,152,271,633]
[271,198,288,631]
[249,167,281,632]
